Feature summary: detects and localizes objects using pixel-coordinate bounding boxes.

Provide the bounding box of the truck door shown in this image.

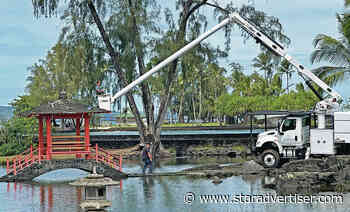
[280,118,297,145]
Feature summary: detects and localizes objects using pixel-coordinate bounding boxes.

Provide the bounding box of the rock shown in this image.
[262,176,277,189]
[206,173,213,178]
[325,156,338,168]
[335,167,350,183]
[241,160,265,174]
[222,172,233,178]
[281,159,326,172]
[318,172,336,184]
[184,164,221,172]
[227,152,236,158]
[273,171,337,195]
[211,176,223,184]
[246,148,252,155]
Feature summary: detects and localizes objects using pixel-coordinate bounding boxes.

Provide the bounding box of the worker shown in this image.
[142,142,153,174]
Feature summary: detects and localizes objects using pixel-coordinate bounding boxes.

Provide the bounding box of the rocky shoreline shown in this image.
[267,156,350,194]
[99,141,350,195]
[176,155,350,195]
[110,143,252,160]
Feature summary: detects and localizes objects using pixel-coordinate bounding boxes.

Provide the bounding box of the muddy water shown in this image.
[0,158,348,212]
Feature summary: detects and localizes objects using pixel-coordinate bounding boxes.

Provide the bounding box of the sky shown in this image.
[0,0,349,106]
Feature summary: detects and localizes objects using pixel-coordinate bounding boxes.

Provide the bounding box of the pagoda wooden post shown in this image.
[76,118,80,142]
[38,117,44,156]
[84,114,90,152]
[46,117,52,160]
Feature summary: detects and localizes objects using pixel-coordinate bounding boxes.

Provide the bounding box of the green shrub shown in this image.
[0,141,32,156]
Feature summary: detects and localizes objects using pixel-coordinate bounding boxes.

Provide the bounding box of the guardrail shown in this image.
[5,144,123,176]
[6,145,44,175]
[90,144,123,172]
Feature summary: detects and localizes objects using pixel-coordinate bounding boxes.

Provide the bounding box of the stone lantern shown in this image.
[70,167,119,211]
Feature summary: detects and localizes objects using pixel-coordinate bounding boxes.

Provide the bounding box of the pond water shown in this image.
[0,158,349,212]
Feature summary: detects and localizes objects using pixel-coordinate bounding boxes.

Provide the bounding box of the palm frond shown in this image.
[311,34,350,66]
[345,0,350,7]
[336,13,350,43]
[311,66,350,87]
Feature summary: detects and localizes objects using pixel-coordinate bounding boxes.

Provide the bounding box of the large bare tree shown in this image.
[32,0,289,163]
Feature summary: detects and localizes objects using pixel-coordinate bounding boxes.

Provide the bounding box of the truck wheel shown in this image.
[261,149,280,168]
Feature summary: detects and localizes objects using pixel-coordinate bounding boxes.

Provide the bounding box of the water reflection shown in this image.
[1,175,350,212]
[122,156,248,175]
[142,176,155,201]
[0,159,350,212]
[2,180,123,212]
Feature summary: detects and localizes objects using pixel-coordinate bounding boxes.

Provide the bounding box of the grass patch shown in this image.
[97,122,226,129]
[162,122,225,128]
[231,145,247,152]
[190,144,248,153]
[191,145,214,151]
[167,147,176,154]
[112,124,137,128]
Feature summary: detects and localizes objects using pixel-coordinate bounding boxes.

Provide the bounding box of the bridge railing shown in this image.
[90,144,123,172]
[5,144,123,176]
[6,145,44,176]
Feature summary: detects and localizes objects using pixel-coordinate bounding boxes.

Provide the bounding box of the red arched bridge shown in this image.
[0,144,126,182]
[0,92,127,182]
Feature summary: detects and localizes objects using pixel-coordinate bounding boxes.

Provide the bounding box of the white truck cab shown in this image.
[254,112,311,168]
[254,110,350,168]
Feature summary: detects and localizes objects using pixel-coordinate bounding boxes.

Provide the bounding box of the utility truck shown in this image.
[97,12,350,168]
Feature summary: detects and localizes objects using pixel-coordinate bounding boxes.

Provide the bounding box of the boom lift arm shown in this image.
[98,12,343,113]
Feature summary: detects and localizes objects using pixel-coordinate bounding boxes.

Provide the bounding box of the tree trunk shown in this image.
[178,90,185,123]
[124,98,128,123]
[150,0,209,161]
[178,64,186,123]
[127,0,155,140]
[286,72,289,94]
[192,94,197,121]
[87,0,147,143]
[199,69,202,120]
[90,0,208,163]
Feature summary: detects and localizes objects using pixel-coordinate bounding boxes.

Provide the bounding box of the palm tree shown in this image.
[310,12,350,88]
[278,59,294,94]
[252,52,274,84]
